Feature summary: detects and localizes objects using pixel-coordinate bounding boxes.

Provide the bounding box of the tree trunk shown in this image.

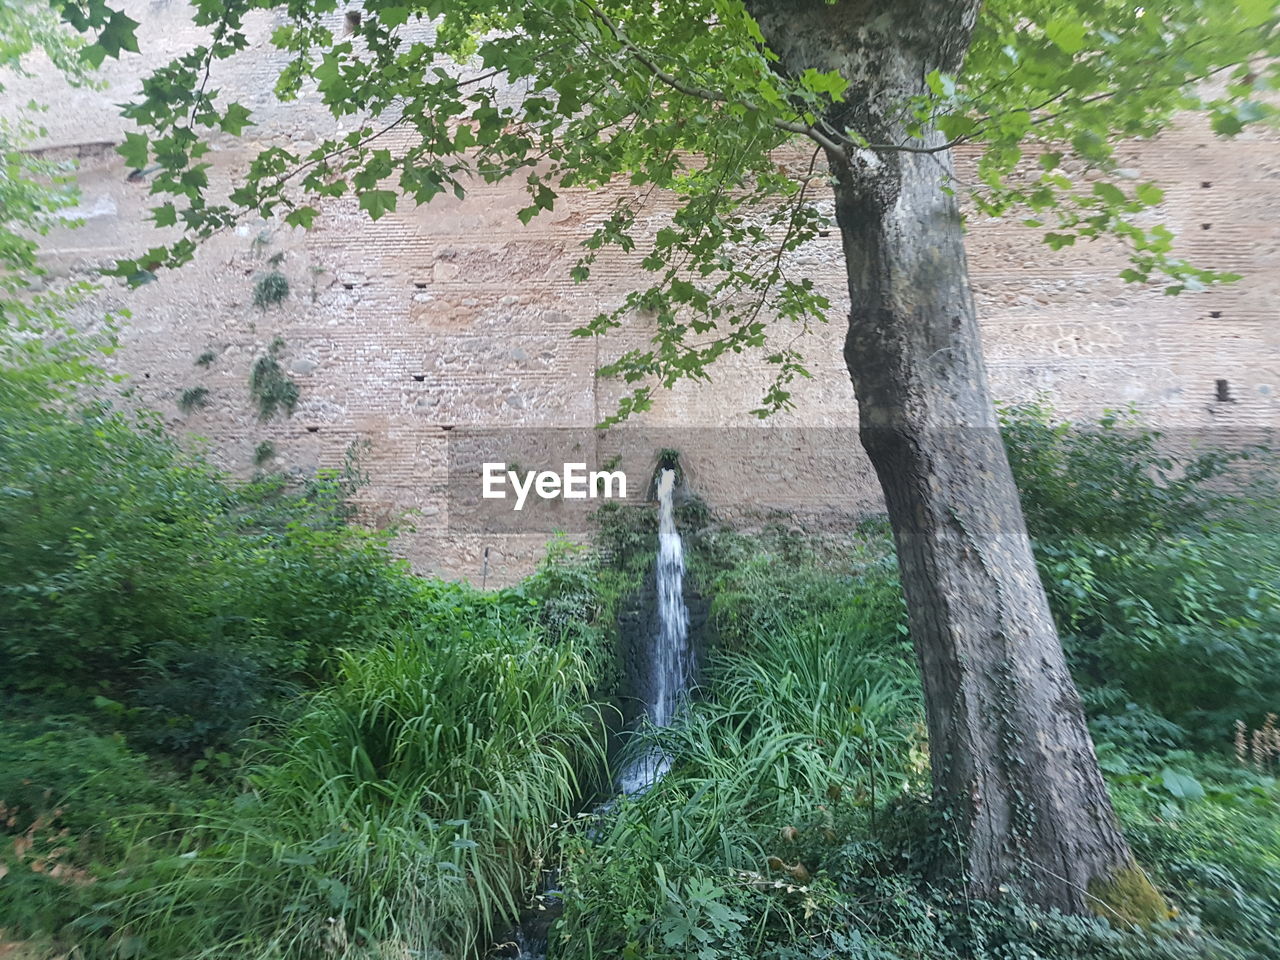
[746,0,1156,917]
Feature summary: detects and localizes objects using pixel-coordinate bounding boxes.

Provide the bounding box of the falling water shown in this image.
[512,468,692,958]
[617,467,692,794]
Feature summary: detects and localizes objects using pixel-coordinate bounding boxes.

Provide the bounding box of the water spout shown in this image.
[617,467,692,794]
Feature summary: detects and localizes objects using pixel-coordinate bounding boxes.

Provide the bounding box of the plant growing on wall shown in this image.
[252,270,289,309]
[177,385,210,412]
[62,0,1279,916]
[249,339,298,421]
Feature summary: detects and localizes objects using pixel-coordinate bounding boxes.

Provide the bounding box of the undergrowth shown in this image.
[3,330,1277,960]
[68,627,607,960]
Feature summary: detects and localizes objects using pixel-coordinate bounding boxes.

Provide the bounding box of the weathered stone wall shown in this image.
[10,2,1279,583]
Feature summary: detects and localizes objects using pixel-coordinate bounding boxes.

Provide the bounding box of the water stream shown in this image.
[617,467,693,794]
[509,467,693,958]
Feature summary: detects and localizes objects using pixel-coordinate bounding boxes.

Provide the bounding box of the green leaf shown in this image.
[151,203,178,227]
[452,122,476,151]
[117,132,150,169]
[358,189,398,220]
[1044,19,1086,55]
[96,9,141,59]
[220,103,253,136]
[80,43,107,69]
[1135,183,1164,206]
[800,67,848,101]
[1237,0,1275,27]
[378,6,410,28]
[1160,768,1205,801]
[926,69,956,98]
[937,113,977,140]
[284,206,319,229]
[1092,182,1127,206]
[92,695,125,716]
[1211,110,1245,137]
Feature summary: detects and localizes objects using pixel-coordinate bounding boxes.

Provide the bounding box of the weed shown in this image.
[1235,715,1280,770]
[249,228,271,257]
[249,342,298,420]
[87,628,607,959]
[253,271,290,309]
[177,386,209,412]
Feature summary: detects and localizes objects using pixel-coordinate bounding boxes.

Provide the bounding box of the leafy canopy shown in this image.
[45,0,1280,418]
[1,1,97,333]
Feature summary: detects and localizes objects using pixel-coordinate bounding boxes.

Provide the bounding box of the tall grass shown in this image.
[85,629,607,960]
[557,611,924,959]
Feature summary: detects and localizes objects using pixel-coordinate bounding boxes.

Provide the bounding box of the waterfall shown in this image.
[617,467,692,794]
[512,467,693,959]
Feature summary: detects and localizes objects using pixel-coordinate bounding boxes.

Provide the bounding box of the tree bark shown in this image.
[746,0,1149,916]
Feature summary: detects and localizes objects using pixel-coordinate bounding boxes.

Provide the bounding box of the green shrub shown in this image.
[1041,530,1280,743]
[248,346,298,420]
[593,498,659,569]
[517,535,644,694]
[699,526,904,653]
[1,342,417,755]
[0,712,221,941]
[0,712,209,843]
[999,402,1280,745]
[999,400,1261,540]
[176,386,209,412]
[84,623,607,960]
[522,537,609,643]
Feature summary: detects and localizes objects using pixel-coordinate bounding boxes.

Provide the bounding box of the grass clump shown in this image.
[89,627,606,960]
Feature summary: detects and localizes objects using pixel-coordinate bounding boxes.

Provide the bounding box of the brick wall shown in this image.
[13,3,1278,583]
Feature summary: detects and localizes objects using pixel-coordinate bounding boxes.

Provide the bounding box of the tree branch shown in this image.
[577,0,849,157]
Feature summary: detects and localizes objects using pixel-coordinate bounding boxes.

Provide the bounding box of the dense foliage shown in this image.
[0,333,615,957]
[0,372,416,756]
[1002,402,1280,747]
[4,342,1276,960]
